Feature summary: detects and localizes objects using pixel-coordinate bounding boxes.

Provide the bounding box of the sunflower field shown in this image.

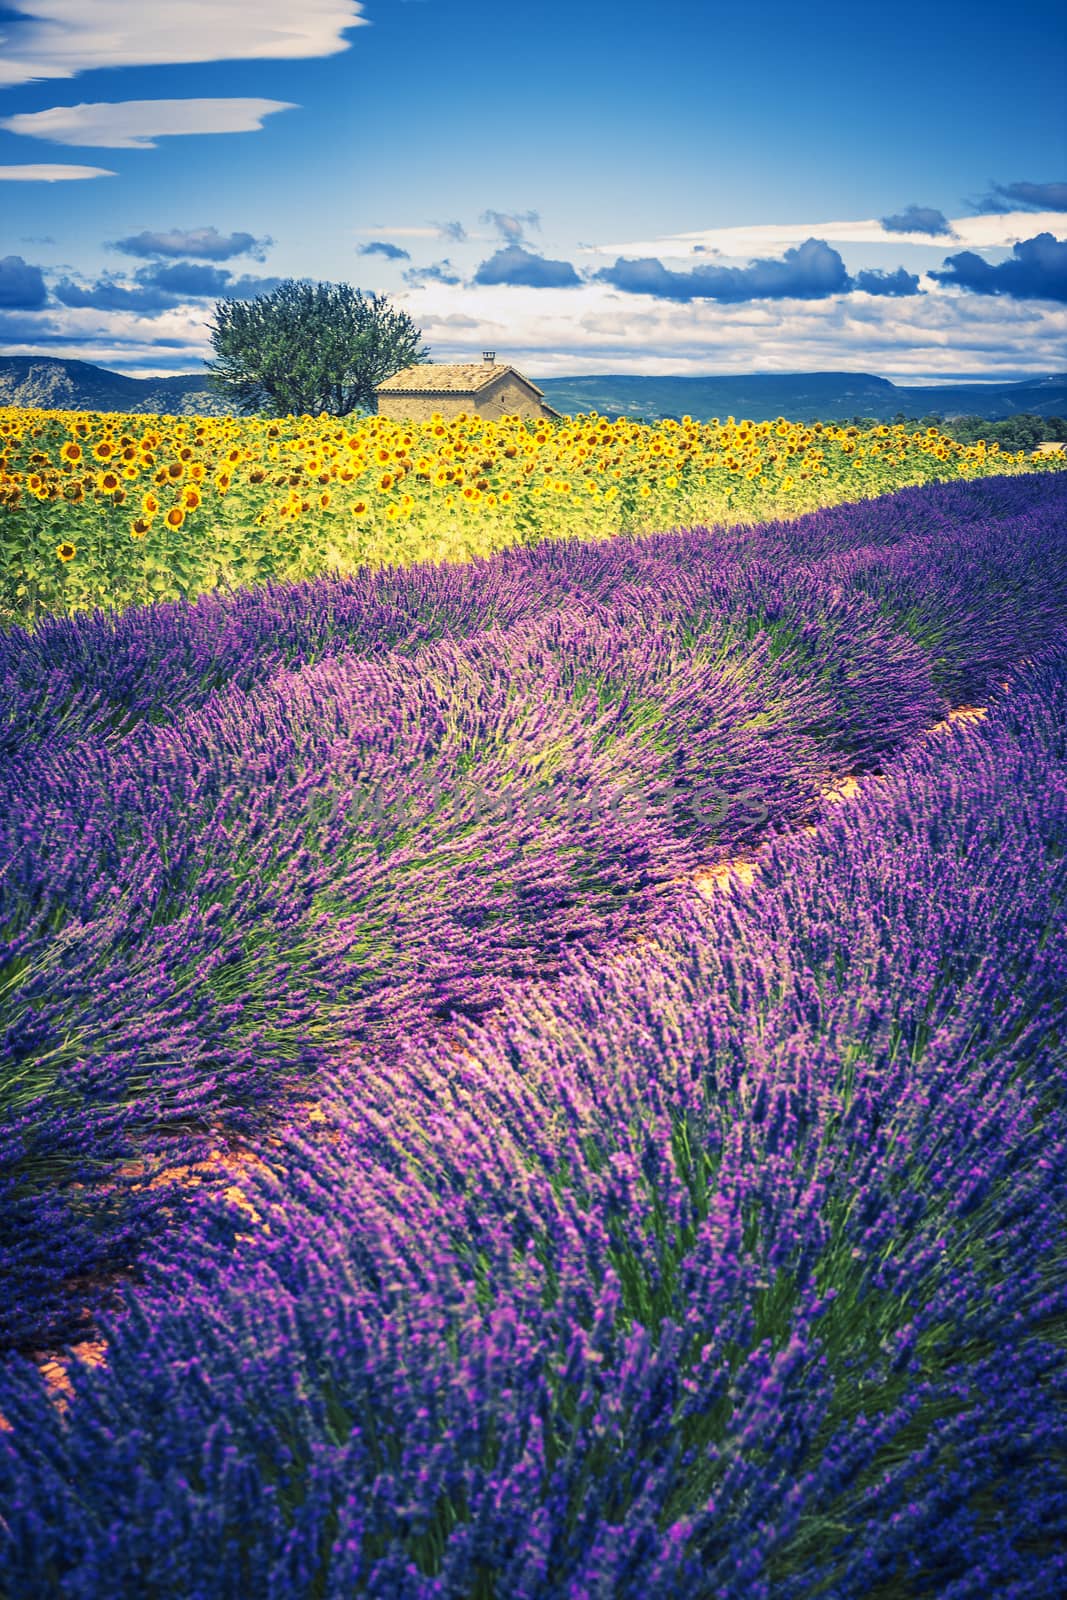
[2,402,1063,626]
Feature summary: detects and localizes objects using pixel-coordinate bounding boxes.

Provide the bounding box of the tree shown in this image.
[203,279,430,418]
[936,412,1067,449]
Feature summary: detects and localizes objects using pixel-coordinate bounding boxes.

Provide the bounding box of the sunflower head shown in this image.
[56,541,76,562]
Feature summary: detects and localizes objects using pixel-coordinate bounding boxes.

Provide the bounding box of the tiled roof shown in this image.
[376,362,547,396]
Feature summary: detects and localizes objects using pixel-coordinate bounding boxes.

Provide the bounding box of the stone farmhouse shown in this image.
[375,354,562,423]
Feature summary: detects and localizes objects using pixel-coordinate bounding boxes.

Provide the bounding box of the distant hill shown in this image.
[531,371,1067,424]
[0,357,231,417]
[1,355,1065,425]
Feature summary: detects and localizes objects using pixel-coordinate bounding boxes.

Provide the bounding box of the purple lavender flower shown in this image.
[0,641,1063,1595]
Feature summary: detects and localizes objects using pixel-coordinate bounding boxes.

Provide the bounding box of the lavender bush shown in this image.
[1,651,1063,1597]
[2,476,1066,1352]
[0,582,940,1347]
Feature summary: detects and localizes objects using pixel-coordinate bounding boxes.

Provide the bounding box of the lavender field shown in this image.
[1,473,1066,1597]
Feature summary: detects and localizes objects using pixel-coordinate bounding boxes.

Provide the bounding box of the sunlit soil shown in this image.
[688,698,994,902]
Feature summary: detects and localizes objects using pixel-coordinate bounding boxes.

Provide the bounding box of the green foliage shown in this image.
[203,279,431,419]
[941,412,1067,450]
[830,411,1067,451]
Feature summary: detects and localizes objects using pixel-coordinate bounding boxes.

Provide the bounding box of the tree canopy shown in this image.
[203,279,431,418]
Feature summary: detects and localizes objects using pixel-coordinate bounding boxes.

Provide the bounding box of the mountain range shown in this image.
[1,356,1065,425]
[534,370,1067,424]
[0,357,232,418]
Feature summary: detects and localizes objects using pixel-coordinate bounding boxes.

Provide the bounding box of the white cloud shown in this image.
[0,98,299,149]
[0,300,220,359]
[0,163,116,180]
[0,1,367,88]
[396,280,1067,380]
[4,279,1065,382]
[579,212,1067,261]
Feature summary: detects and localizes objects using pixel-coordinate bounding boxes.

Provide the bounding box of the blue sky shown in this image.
[0,0,1065,381]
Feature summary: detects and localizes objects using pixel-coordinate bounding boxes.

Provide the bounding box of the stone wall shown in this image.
[376,393,473,422]
[377,375,556,423]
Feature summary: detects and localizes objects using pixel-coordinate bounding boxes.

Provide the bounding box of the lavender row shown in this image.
[0,571,950,1348]
[2,473,1065,756]
[0,474,1059,1347]
[2,651,1064,1596]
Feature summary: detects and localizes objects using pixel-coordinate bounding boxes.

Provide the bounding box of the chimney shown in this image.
[482,351,495,363]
